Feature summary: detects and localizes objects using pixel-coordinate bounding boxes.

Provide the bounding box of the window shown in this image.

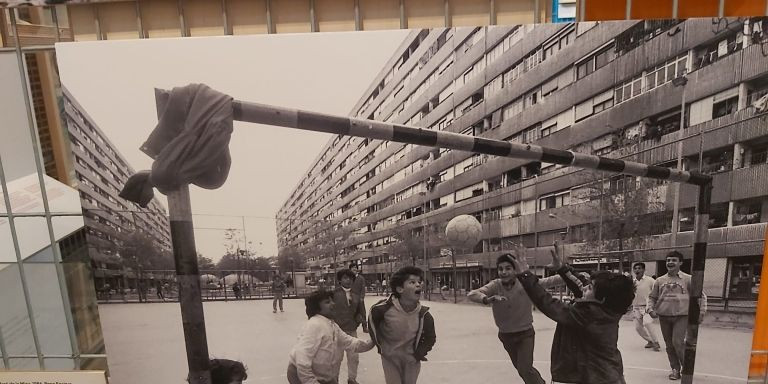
[486,41,505,64]
[614,75,643,104]
[646,55,688,92]
[576,43,615,79]
[456,183,484,202]
[521,123,540,143]
[485,75,503,98]
[539,190,571,210]
[502,99,523,120]
[540,117,558,137]
[713,96,738,119]
[525,88,541,108]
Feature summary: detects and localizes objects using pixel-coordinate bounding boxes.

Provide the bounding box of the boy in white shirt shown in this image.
[288,290,375,384]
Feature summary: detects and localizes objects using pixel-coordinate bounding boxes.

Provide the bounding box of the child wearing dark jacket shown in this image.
[509,255,635,384]
[368,266,436,384]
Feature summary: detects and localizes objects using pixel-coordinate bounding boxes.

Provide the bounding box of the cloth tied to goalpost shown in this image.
[119,83,234,206]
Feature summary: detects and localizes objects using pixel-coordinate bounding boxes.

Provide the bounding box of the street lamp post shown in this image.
[419,191,430,300]
[671,75,688,247]
[290,257,296,297]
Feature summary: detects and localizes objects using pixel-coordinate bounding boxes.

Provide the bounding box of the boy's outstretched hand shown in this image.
[546,240,566,271]
[509,243,531,272]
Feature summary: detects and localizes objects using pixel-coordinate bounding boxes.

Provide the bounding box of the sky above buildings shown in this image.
[56,30,411,261]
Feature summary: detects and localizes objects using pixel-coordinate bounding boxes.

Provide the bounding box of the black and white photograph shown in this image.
[2,5,768,384]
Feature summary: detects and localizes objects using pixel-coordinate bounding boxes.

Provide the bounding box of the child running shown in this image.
[288,290,375,384]
[368,266,436,384]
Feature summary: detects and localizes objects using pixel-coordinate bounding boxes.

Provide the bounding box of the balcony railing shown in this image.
[3,23,73,47]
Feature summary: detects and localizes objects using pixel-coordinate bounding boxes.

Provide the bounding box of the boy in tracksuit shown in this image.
[368,266,435,384]
[468,248,566,384]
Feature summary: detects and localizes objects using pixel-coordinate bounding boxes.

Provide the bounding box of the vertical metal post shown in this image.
[168,186,210,384]
[0,324,9,368]
[597,172,604,269]
[672,0,679,19]
[489,0,496,25]
[681,183,712,384]
[178,0,188,37]
[221,0,230,35]
[625,0,632,20]
[136,0,145,39]
[155,91,211,383]
[451,247,458,303]
[400,0,406,29]
[718,0,725,18]
[51,6,62,42]
[422,194,430,300]
[444,0,451,28]
[93,4,102,40]
[671,81,687,246]
[0,154,45,369]
[534,0,540,23]
[310,0,317,32]
[354,0,361,31]
[266,0,274,34]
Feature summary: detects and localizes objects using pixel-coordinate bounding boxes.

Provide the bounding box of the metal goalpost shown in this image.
[125,86,713,384]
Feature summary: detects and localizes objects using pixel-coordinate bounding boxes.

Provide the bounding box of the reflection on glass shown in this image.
[43,357,75,371]
[0,216,15,263]
[8,357,39,370]
[59,227,107,361]
[13,217,50,263]
[0,265,37,356]
[22,263,72,357]
[0,51,39,187]
[24,247,55,263]
[81,356,108,372]
[53,215,87,244]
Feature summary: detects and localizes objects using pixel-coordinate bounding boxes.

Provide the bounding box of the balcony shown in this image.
[3,22,73,47]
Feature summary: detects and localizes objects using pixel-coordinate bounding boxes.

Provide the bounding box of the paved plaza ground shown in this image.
[99,297,753,384]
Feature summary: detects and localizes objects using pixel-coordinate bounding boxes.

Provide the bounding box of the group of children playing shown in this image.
[204,242,694,384]
[277,241,637,384]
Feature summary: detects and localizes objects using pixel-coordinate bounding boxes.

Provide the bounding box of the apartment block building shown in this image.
[62,88,172,290]
[277,19,768,305]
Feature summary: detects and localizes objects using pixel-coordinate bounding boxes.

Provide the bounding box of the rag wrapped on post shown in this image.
[120,84,234,207]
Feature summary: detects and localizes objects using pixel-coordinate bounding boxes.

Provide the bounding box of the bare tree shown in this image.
[573,174,667,270]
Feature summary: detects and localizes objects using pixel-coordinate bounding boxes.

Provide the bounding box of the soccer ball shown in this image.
[445,215,482,249]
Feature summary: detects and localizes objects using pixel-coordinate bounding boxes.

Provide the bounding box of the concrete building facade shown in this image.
[62,88,172,292]
[277,20,768,308]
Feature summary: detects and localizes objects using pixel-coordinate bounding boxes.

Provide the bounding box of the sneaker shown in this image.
[273,309,277,313]
[644,341,655,349]
[669,369,681,380]
[348,380,359,384]
[653,342,661,352]
[280,309,284,312]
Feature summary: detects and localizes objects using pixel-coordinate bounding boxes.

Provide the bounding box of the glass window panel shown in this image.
[8,357,39,370]
[22,262,72,356]
[632,79,642,97]
[43,357,75,370]
[14,217,51,263]
[0,53,41,202]
[0,263,38,357]
[24,247,55,263]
